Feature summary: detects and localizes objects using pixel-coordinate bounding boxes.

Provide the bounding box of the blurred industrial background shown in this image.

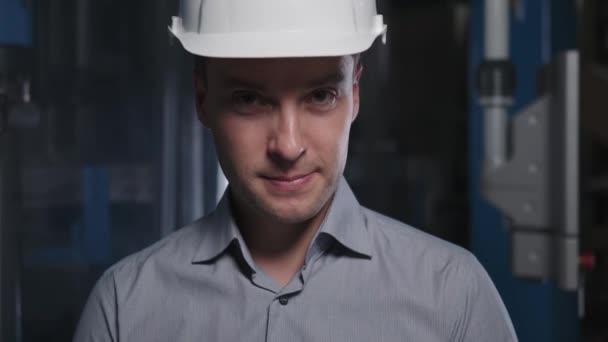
[0,0,607,341]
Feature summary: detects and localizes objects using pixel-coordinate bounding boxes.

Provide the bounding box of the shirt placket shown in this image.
[263,236,333,342]
[264,264,307,342]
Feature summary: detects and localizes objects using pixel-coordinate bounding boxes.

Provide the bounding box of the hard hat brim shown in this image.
[170,29,386,58]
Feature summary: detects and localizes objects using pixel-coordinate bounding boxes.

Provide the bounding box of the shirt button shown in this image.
[278,296,289,306]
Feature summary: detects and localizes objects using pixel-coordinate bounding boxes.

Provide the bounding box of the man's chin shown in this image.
[260,193,334,224]
[265,205,319,225]
[239,178,335,225]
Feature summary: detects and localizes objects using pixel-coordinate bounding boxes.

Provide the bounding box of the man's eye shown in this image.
[232,91,260,106]
[309,89,337,107]
[229,91,270,114]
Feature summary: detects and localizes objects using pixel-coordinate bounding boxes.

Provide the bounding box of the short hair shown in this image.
[194,53,362,84]
[193,56,206,76]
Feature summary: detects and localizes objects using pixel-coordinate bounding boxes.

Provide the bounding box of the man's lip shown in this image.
[261,172,316,193]
[262,173,312,182]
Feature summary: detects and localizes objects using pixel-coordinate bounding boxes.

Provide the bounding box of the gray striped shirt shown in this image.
[74,177,517,341]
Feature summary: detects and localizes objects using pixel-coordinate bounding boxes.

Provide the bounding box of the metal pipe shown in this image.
[484,0,509,59]
[482,0,511,170]
[484,105,509,169]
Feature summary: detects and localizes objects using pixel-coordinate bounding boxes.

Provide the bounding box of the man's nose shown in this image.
[267,106,306,163]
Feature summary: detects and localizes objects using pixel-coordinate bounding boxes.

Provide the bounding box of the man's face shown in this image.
[195,56,362,224]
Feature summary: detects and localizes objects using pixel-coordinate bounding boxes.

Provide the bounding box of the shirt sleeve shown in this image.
[451,253,518,342]
[73,271,118,342]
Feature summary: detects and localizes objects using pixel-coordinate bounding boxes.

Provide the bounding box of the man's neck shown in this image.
[231,194,333,288]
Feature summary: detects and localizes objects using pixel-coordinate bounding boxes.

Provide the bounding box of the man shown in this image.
[75,0,517,341]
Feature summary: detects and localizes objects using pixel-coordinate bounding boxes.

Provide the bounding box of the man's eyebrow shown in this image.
[220,77,267,91]
[218,70,346,90]
[306,71,346,87]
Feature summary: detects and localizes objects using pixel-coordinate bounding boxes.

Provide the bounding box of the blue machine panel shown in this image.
[469,0,578,341]
[0,0,31,46]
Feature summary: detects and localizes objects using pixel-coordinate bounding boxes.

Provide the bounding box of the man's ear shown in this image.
[352,63,363,122]
[193,71,211,128]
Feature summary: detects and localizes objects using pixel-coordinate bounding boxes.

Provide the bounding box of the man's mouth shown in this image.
[261,172,315,192]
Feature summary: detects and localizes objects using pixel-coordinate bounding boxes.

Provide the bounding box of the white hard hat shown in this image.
[169,0,388,58]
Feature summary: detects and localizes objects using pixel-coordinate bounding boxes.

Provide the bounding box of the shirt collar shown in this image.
[191,191,256,267]
[315,176,372,258]
[191,176,372,264]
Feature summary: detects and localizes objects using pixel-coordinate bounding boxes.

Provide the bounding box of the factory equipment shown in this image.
[470,0,580,340]
[477,0,579,292]
[0,0,223,339]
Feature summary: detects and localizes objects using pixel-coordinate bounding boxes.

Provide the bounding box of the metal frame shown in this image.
[470,0,579,340]
[483,51,579,290]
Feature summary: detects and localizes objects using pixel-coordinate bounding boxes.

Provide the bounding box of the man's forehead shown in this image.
[206,56,354,86]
